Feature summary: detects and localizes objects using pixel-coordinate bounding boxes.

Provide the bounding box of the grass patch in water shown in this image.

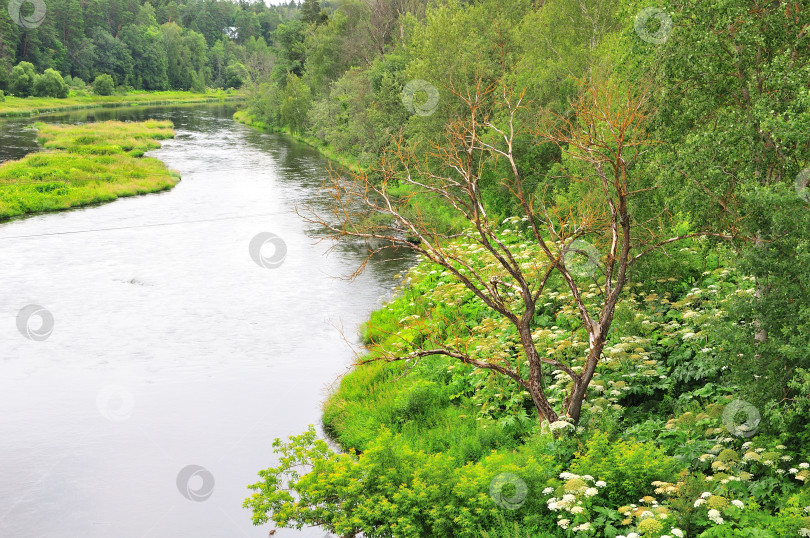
[0,120,178,220]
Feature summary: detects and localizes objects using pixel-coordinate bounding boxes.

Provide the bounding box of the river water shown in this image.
[0,104,408,537]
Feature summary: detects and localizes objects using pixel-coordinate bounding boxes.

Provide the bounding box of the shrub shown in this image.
[32,69,69,98]
[570,431,685,506]
[190,70,206,93]
[0,89,4,102]
[245,426,562,537]
[66,75,86,89]
[92,74,115,96]
[9,61,36,97]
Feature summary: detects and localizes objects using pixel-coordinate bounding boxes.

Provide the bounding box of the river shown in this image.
[0,104,408,537]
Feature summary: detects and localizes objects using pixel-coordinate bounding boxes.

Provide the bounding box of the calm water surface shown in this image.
[0,105,408,537]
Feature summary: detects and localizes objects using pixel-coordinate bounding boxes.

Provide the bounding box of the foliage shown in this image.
[245,425,562,537]
[0,0,300,93]
[279,73,311,135]
[92,74,115,96]
[9,62,37,97]
[32,69,69,98]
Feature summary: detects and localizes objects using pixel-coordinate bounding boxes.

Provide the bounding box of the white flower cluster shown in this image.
[544,472,607,532]
[549,419,574,431]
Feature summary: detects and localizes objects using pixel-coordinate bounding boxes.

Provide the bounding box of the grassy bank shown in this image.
[0,120,178,220]
[246,235,810,536]
[0,90,245,118]
[233,109,364,174]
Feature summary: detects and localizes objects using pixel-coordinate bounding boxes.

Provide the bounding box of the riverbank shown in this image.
[233,109,364,174]
[246,235,810,535]
[0,120,177,220]
[0,90,244,118]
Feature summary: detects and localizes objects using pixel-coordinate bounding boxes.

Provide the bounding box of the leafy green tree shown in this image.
[53,0,86,74]
[0,11,18,91]
[300,0,327,26]
[92,74,115,95]
[225,62,249,89]
[632,0,810,440]
[190,70,206,93]
[162,22,193,89]
[91,29,134,87]
[279,72,311,135]
[271,21,307,80]
[9,61,37,97]
[32,68,70,98]
[120,17,169,90]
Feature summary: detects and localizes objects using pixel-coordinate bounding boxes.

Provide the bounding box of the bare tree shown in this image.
[303,77,733,426]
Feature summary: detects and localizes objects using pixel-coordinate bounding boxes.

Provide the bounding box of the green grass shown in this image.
[0,120,179,219]
[233,109,364,174]
[0,89,245,118]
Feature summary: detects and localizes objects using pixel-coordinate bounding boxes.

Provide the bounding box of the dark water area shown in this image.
[0,104,409,537]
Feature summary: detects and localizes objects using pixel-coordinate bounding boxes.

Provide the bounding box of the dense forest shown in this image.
[0,0,312,92]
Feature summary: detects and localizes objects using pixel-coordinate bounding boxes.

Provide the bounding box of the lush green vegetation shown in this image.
[0,120,178,219]
[0,88,241,117]
[238,0,810,537]
[0,0,303,95]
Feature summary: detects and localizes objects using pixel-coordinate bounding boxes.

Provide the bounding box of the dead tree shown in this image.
[303,78,733,427]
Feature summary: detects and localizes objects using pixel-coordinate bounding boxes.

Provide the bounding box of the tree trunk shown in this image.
[528,383,559,425]
[566,337,608,424]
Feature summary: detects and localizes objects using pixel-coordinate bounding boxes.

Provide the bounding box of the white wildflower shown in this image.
[731,499,744,509]
[550,420,574,431]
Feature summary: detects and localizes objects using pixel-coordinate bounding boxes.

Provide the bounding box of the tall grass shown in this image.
[0,89,244,118]
[0,120,178,220]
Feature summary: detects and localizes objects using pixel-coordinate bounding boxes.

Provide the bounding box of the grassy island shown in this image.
[0,120,178,220]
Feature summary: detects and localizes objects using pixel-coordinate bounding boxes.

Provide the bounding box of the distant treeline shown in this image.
[0,0,324,93]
